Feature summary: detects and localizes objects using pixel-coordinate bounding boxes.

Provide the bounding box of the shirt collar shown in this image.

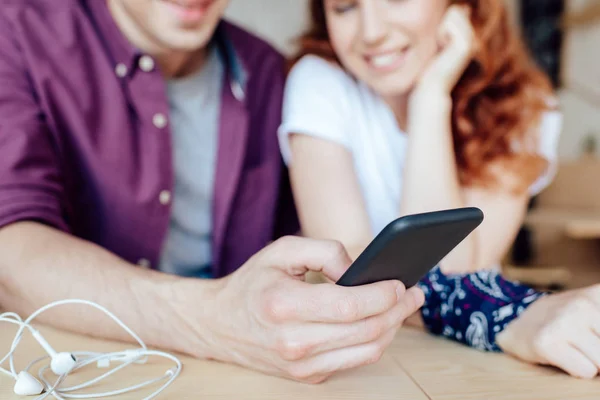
[213,21,248,102]
[85,1,247,101]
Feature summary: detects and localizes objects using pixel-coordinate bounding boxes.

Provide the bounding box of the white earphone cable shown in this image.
[0,317,41,378]
[1,299,182,399]
[8,299,149,379]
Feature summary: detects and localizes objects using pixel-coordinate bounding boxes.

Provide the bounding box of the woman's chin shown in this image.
[357,66,417,98]
[368,79,415,99]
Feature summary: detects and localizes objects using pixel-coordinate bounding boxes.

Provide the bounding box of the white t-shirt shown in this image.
[278,55,562,236]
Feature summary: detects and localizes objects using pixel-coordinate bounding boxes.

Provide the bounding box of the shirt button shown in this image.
[159,190,171,205]
[139,55,155,72]
[137,258,151,269]
[152,113,167,129]
[231,81,245,102]
[115,63,128,78]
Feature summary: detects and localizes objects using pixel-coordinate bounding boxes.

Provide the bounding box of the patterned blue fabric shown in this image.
[417,266,547,352]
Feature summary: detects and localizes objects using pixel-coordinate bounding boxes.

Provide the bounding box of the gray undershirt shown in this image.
[158,46,223,278]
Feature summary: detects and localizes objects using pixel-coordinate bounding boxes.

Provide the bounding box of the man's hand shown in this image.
[497,285,600,379]
[195,236,424,384]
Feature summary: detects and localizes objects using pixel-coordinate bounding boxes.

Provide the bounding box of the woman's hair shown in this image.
[290,0,556,193]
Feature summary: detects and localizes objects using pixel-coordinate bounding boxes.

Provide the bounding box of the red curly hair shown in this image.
[290,0,557,193]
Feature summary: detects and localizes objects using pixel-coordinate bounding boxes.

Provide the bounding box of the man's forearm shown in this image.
[0,221,218,357]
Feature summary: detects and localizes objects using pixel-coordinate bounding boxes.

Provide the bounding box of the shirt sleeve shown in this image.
[278,55,355,165]
[0,14,70,232]
[528,109,563,196]
[417,266,546,352]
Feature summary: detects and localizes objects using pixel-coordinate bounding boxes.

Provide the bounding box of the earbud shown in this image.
[50,352,77,376]
[13,371,44,396]
[31,329,77,375]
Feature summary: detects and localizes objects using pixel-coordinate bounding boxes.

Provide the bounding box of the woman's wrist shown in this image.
[409,85,452,113]
[407,87,453,134]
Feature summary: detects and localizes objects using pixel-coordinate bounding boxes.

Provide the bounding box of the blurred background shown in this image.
[225,0,600,291]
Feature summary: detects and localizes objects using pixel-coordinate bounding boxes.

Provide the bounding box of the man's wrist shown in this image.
[129,271,223,358]
[166,276,226,359]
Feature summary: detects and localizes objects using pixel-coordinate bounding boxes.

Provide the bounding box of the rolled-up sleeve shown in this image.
[0,14,70,232]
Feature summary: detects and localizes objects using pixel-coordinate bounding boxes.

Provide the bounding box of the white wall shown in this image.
[557,0,600,159]
[225,0,310,56]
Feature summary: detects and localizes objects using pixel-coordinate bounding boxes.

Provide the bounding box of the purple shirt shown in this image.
[0,0,298,278]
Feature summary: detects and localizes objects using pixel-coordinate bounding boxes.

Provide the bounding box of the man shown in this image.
[0,0,423,383]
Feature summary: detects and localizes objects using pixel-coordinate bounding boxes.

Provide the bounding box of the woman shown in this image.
[279,0,600,379]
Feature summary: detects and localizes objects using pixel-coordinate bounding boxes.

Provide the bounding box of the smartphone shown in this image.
[336,207,484,287]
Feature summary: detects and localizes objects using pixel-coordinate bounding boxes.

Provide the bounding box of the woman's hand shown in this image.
[496,285,600,379]
[413,5,475,97]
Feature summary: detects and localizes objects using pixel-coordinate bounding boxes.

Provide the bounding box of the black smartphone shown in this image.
[336,207,484,287]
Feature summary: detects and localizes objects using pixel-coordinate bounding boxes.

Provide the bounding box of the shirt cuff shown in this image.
[417,266,547,352]
[0,191,70,233]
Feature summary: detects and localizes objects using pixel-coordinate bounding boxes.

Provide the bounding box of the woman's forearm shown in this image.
[401,92,461,213]
[400,90,476,272]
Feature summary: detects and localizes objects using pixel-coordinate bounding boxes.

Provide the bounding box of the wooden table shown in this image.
[2,325,599,400]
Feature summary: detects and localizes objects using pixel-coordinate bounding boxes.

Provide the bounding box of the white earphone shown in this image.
[30,329,77,376]
[1,299,182,399]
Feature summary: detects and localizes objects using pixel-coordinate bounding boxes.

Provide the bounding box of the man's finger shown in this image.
[285,326,397,382]
[269,278,404,323]
[287,288,423,356]
[262,236,352,281]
